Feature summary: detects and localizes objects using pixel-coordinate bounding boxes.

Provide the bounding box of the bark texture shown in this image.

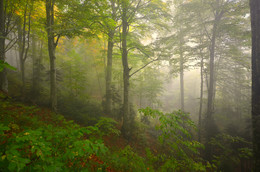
[198,50,204,143]
[205,1,224,161]
[180,42,184,111]
[105,30,114,115]
[46,0,57,112]
[0,0,8,93]
[121,1,131,140]
[250,0,260,170]
[17,6,31,98]
[205,5,224,128]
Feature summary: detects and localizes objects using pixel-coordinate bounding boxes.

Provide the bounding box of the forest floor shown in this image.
[0,91,159,171]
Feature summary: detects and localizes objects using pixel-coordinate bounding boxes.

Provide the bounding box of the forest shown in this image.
[0,0,259,171]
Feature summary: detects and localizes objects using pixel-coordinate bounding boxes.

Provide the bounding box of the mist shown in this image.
[0,0,258,171]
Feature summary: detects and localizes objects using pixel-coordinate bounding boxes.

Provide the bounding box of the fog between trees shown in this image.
[0,0,259,171]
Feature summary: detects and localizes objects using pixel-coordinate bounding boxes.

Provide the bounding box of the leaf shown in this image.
[0,124,10,135]
[0,60,16,72]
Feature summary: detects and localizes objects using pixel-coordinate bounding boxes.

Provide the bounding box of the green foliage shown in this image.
[92,117,121,138]
[0,123,10,134]
[0,60,16,72]
[139,107,213,171]
[210,134,253,171]
[58,95,103,126]
[107,145,147,172]
[132,67,164,109]
[0,95,109,171]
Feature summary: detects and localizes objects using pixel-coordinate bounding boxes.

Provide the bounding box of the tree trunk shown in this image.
[250,0,260,170]
[17,2,31,99]
[21,60,25,93]
[31,32,40,99]
[180,45,184,111]
[205,5,224,161]
[198,50,204,143]
[105,0,117,114]
[46,0,57,112]
[105,30,114,115]
[17,21,25,97]
[121,1,131,140]
[32,33,36,96]
[206,22,217,120]
[0,0,8,93]
[206,8,223,124]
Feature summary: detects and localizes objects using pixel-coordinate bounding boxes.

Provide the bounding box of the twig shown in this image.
[130,58,159,77]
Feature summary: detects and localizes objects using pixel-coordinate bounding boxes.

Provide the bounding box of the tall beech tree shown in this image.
[121,0,131,138]
[250,0,260,170]
[91,0,120,115]
[119,0,169,139]
[206,0,224,123]
[104,0,119,115]
[0,0,19,92]
[0,0,6,92]
[17,0,32,98]
[46,0,59,111]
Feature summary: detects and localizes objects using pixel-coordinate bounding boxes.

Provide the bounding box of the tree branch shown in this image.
[54,34,60,47]
[5,37,18,53]
[24,10,31,62]
[130,58,159,78]
[127,46,151,58]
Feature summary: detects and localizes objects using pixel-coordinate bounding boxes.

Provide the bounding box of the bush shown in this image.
[58,95,103,126]
[107,145,148,172]
[139,107,214,171]
[209,134,253,171]
[0,99,108,171]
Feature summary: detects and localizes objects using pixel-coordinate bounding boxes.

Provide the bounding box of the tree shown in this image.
[45,0,59,111]
[120,0,168,139]
[133,67,163,109]
[91,0,120,115]
[206,0,225,126]
[45,0,77,111]
[0,0,19,92]
[160,0,194,112]
[0,0,6,92]
[173,2,189,112]
[121,0,131,139]
[17,0,33,98]
[118,0,169,139]
[250,0,260,170]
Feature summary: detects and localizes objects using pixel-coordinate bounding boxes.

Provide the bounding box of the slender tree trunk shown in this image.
[206,22,217,120]
[46,0,57,112]
[0,0,8,93]
[105,30,114,115]
[198,50,204,143]
[206,4,224,119]
[21,60,25,90]
[250,0,260,170]
[204,4,224,161]
[121,1,131,140]
[204,19,218,162]
[31,32,39,99]
[17,20,25,97]
[180,46,184,111]
[17,2,31,99]
[105,0,117,114]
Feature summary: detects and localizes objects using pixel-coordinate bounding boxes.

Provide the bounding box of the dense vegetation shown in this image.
[0,0,258,171]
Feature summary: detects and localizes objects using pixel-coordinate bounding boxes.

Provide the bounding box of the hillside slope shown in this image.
[0,92,151,171]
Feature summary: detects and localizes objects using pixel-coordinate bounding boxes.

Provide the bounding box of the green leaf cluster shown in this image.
[0,60,16,72]
[0,96,109,171]
[139,107,214,171]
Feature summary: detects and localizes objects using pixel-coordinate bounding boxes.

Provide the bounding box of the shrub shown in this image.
[139,107,214,171]
[0,100,108,171]
[58,95,102,126]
